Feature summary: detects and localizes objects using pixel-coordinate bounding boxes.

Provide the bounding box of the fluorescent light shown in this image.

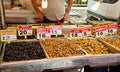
[81,0,87,2]
[42,0,48,8]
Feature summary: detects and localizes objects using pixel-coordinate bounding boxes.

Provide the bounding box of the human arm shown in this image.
[31,0,44,20]
[64,0,73,21]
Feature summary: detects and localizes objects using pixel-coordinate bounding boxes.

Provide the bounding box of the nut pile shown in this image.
[41,39,85,58]
[100,38,120,49]
[73,39,111,55]
[3,41,46,62]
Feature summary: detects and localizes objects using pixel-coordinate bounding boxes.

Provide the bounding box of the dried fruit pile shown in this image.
[100,38,120,49]
[41,39,85,58]
[3,41,46,62]
[73,39,111,55]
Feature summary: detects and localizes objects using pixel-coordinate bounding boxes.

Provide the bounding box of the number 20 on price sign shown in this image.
[37,28,51,39]
[17,25,32,36]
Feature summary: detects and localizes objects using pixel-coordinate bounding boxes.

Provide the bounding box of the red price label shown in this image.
[1,29,17,41]
[37,28,51,39]
[95,26,108,37]
[83,27,91,36]
[108,24,118,34]
[50,26,62,35]
[70,28,83,37]
[18,25,32,36]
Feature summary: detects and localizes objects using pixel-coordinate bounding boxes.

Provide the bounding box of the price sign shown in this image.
[108,24,118,35]
[95,26,108,37]
[83,27,91,36]
[70,28,83,37]
[37,28,51,39]
[50,26,62,35]
[18,25,32,36]
[0,29,17,41]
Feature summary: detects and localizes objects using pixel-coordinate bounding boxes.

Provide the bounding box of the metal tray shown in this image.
[39,38,86,58]
[98,38,120,53]
[0,39,47,62]
[69,38,120,55]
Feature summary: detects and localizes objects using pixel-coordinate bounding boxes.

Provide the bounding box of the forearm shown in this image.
[31,0,42,13]
[65,0,73,14]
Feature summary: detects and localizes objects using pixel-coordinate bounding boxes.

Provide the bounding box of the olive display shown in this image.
[41,39,85,58]
[100,38,120,49]
[3,41,46,62]
[73,39,111,55]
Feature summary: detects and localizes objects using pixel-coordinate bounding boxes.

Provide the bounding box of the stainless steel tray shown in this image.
[39,38,86,58]
[98,38,120,53]
[0,39,47,63]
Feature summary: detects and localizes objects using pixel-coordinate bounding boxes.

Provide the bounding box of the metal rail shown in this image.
[0,0,7,29]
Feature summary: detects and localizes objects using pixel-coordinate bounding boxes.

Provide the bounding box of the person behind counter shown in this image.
[31,0,73,23]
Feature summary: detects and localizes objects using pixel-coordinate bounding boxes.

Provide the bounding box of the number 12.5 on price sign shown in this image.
[0,29,17,42]
[18,25,32,36]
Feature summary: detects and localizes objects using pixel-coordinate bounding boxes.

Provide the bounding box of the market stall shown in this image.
[0,0,120,72]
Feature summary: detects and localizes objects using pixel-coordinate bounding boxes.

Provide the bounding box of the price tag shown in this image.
[70,28,83,37]
[0,29,17,41]
[50,26,62,35]
[95,26,108,38]
[108,24,118,35]
[83,27,91,36]
[17,25,32,36]
[37,28,51,39]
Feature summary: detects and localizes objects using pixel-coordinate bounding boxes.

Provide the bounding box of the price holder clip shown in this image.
[50,25,62,37]
[0,29,17,44]
[17,25,32,39]
[37,28,51,39]
[108,24,118,35]
[70,28,83,39]
[95,25,108,38]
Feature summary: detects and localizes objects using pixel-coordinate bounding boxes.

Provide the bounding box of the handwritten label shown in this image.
[18,25,32,36]
[95,26,107,37]
[108,24,118,35]
[1,29,17,41]
[70,28,83,37]
[37,28,51,39]
[50,26,62,35]
[83,27,91,36]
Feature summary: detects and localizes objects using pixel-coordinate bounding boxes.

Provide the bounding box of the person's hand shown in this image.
[64,12,70,21]
[37,12,44,21]
[22,3,28,9]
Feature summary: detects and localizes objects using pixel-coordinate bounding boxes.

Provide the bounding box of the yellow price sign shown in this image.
[0,29,17,42]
